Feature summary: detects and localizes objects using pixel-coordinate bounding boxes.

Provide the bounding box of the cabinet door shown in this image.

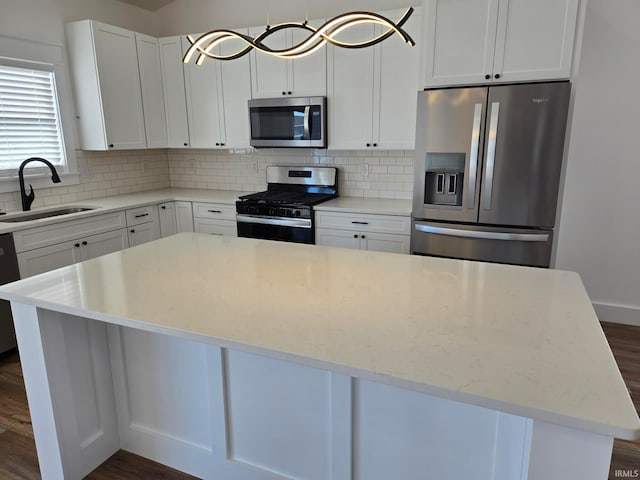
[159,36,191,148]
[250,26,289,98]
[176,201,195,233]
[327,23,376,149]
[194,218,237,236]
[423,0,499,87]
[17,241,81,278]
[315,228,361,250]
[376,8,421,149]
[361,232,410,254]
[128,221,161,247]
[290,21,327,96]
[136,33,168,148]
[182,36,224,148]
[218,31,252,149]
[81,228,130,260]
[492,0,578,82]
[92,21,147,149]
[159,202,178,237]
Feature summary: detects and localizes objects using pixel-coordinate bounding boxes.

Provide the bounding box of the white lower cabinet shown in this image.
[193,202,237,236]
[126,205,160,247]
[176,201,194,233]
[315,211,411,254]
[128,222,160,247]
[317,228,410,254]
[159,202,178,237]
[17,228,129,278]
[14,212,129,278]
[194,218,237,237]
[159,201,195,237]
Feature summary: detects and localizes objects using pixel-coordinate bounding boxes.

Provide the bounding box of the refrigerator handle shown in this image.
[414,224,550,242]
[467,103,483,209]
[483,102,500,210]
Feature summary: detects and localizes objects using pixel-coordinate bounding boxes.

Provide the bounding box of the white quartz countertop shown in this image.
[314,196,412,215]
[0,188,249,235]
[0,190,412,235]
[0,233,638,440]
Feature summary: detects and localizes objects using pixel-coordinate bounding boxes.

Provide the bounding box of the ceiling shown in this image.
[116,0,175,11]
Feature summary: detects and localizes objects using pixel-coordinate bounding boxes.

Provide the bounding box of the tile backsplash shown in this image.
[168,148,414,199]
[0,150,170,214]
[0,148,414,214]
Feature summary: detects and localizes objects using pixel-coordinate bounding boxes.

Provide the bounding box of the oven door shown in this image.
[237,215,314,244]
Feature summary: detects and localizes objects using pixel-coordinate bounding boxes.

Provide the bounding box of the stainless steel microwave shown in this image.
[248,96,327,148]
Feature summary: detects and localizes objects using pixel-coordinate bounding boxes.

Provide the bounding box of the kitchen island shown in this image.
[0,233,637,480]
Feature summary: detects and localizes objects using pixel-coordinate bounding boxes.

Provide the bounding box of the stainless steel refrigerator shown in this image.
[411,82,571,267]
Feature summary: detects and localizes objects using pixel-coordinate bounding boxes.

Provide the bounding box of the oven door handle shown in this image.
[237,215,312,229]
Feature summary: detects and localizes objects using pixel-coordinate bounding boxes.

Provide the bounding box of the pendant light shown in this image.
[183,7,415,65]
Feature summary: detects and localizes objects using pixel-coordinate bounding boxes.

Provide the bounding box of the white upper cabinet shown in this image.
[182,35,224,149]
[159,36,190,148]
[217,34,252,149]
[250,20,327,98]
[422,0,579,87]
[135,33,168,148]
[182,33,251,149]
[327,22,376,150]
[492,0,579,83]
[376,8,422,150]
[328,8,421,150]
[66,20,147,150]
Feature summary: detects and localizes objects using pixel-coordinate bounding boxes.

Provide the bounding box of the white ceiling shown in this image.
[116,0,175,11]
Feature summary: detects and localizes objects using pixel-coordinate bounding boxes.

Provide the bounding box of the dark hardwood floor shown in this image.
[601,322,640,477]
[1,322,639,479]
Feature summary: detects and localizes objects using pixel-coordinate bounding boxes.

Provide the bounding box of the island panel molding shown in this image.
[17,310,534,480]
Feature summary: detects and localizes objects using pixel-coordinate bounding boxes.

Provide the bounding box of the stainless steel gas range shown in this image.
[236,166,338,244]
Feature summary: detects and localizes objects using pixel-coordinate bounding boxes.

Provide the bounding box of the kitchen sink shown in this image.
[0,206,96,223]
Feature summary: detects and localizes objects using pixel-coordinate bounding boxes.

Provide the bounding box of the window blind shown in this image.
[0,64,67,175]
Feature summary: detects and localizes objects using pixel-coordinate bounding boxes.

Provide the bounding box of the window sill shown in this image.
[0,172,80,194]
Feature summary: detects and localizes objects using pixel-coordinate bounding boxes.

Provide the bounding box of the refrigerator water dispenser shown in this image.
[423,152,465,206]
[424,170,464,205]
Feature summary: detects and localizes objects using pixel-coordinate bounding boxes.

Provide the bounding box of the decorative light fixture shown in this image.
[183,7,415,65]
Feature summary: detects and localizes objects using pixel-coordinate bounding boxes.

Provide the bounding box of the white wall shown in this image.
[154,0,409,35]
[555,0,640,325]
[0,0,156,46]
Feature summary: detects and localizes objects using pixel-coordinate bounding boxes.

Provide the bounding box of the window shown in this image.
[0,63,67,178]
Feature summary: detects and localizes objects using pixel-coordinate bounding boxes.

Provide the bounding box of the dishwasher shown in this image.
[0,233,20,354]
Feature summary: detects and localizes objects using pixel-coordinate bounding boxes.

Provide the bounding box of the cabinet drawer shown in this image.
[194,218,237,237]
[126,205,158,226]
[13,211,127,253]
[193,202,236,220]
[315,212,411,235]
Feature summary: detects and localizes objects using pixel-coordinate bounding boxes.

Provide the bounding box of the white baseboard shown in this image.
[594,302,640,327]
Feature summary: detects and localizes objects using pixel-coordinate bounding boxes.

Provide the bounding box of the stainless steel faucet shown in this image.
[18,157,61,211]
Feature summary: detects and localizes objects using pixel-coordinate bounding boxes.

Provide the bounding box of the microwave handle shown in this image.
[303,106,311,140]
